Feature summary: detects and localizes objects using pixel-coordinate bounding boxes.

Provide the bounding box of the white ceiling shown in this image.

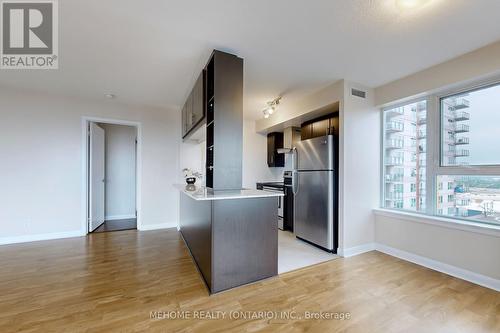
[2,0,500,119]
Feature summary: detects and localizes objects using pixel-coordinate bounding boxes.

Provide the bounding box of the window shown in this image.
[383,100,426,212]
[410,198,417,208]
[441,83,500,166]
[436,176,500,225]
[382,81,500,227]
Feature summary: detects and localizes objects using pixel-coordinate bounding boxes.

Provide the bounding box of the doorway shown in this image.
[84,118,140,234]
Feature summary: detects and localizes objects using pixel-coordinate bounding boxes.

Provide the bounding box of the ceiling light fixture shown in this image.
[396,0,426,8]
[262,97,281,119]
[105,93,116,99]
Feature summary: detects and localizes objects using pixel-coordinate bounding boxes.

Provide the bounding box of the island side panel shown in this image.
[179,194,213,290]
[211,197,278,293]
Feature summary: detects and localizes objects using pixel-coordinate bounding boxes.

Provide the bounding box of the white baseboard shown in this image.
[0,230,85,246]
[338,243,376,257]
[105,214,136,221]
[138,222,178,231]
[375,243,500,292]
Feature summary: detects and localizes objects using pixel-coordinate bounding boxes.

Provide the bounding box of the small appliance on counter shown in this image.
[256,182,284,229]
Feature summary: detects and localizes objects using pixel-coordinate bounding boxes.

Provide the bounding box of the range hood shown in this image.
[277,148,292,154]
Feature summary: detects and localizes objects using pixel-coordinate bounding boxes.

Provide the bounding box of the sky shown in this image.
[447,84,500,166]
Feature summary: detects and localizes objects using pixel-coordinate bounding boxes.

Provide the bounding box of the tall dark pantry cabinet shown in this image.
[205,51,244,190]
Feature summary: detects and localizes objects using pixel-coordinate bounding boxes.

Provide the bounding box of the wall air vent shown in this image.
[351,88,366,99]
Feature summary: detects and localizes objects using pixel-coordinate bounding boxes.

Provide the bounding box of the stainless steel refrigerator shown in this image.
[292,135,336,252]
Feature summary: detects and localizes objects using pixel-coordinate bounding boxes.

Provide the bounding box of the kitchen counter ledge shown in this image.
[174,184,283,201]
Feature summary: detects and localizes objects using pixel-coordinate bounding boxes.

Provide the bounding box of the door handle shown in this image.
[292,147,298,170]
[292,171,299,195]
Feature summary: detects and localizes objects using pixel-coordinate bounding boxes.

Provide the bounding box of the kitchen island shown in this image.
[175,184,283,294]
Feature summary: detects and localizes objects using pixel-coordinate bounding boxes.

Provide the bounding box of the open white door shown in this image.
[89,123,105,232]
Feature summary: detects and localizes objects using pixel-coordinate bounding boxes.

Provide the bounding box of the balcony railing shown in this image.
[455,137,469,145]
[385,156,404,166]
[454,149,470,157]
[385,107,404,117]
[453,97,470,110]
[454,124,470,133]
[417,116,427,125]
[385,192,403,201]
[417,130,426,139]
[456,199,470,207]
[385,139,404,149]
[454,111,470,121]
[386,121,404,132]
[385,174,404,183]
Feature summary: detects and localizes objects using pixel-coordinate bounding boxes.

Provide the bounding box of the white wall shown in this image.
[375,40,500,107]
[0,88,180,244]
[242,120,283,188]
[372,40,500,289]
[374,213,500,282]
[340,81,380,250]
[179,139,206,185]
[256,80,344,132]
[253,79,381,253]
[100,124,137,220]
[178,119,283,190]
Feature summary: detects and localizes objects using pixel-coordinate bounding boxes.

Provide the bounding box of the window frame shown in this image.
[381,77,500,226]
[381,96,430,214]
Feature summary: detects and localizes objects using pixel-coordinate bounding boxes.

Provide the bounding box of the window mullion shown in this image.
[426,95,439,216]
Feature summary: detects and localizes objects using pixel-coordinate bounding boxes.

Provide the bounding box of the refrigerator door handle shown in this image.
[292,170,299,195]
[292,147,298,170]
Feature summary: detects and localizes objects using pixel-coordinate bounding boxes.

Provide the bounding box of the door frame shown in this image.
[82,116,142,234]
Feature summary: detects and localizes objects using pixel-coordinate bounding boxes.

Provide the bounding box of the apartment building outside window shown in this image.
[382,81,500,227]
[383,100,426,212]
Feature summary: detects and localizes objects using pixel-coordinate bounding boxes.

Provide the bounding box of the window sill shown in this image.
[373,208,500,238]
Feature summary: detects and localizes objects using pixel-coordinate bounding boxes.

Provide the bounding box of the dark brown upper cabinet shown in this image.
[181,103,187,137]
[191,72,204,126]
[312,119,330,137]
[301,114,338,140]
[182,71,205,140]
[300,123,312,141]
[267,132,285,167]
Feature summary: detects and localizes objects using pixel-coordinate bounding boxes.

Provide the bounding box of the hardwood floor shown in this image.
[93,218,137,233]
[0,229,498,332]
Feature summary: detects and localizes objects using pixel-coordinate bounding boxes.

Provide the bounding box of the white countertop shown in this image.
[174,184,284,201]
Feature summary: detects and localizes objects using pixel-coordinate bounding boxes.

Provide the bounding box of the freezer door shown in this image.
[294,170,334,250]
[295,135,334,171]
